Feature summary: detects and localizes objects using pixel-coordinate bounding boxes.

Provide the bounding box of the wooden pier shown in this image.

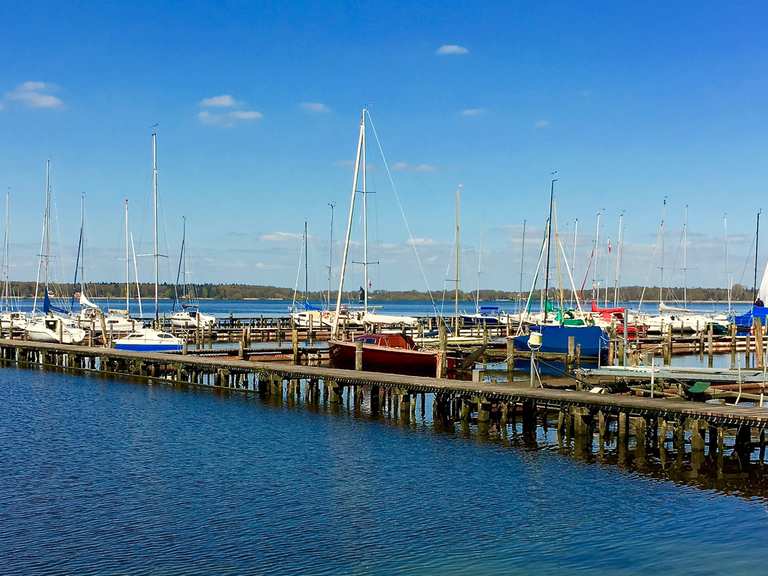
[2,338,768,474]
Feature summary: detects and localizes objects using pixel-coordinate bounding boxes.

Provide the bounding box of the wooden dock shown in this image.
[1,338,768,472]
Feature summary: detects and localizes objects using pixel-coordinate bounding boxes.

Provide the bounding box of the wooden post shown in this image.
[567,335,575,372]
[664,325,672,365]
[755,317,764,369]
[730,323,737,369]
[437,318,447,378]
[746,329,752,369]
[355,340,363,371]
[507,337,515,380]
[707,323,714,368]
[291,326,299,365]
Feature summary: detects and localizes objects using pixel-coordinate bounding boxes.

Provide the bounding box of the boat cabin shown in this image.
[353,333,417,350]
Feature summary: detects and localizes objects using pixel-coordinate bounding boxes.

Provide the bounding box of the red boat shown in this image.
[329,333,457,376]
[590,301,647,339]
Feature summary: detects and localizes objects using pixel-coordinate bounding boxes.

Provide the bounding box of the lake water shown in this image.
[2,366,768,575]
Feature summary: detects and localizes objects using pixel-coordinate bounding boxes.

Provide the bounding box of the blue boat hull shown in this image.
[514,325,607,357]
[114,343,182,352]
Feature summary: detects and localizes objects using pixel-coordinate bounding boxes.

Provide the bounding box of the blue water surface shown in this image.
[1,367,767,575]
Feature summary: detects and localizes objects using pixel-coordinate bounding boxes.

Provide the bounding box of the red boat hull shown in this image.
[329,339,455,376]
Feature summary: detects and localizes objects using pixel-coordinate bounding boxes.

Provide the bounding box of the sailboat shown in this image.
[329,109,452,376]
[511,176,608,359]
[115,130,182,352]
[74,196,140,336]
[734,210,767,333]
[0,191,27,333]
[25,161,86,344]
[290,220,332,328]
[169,217,215,330]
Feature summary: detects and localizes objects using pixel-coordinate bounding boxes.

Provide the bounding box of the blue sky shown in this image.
[0,1,766,296]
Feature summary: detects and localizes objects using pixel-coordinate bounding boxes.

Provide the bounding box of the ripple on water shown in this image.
[1,367,768,576]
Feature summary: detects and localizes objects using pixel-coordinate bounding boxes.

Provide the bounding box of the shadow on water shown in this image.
[207,373,768,503]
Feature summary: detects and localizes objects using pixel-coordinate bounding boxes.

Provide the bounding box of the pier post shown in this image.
[327,379,342,405]
[437,319,447,378]
[745,330,752,369]
[292,327,299,365]
[355,341,363,371]
[730,324,737,369]
[755,318,764,369]
[507,337,516,380]
[707,323,714,368]
[567,336,575,372]
[633,417,647,465]
[664,326,672,365]
[476,397,491,435]
[689,418,705,453]
[521,399,536,438]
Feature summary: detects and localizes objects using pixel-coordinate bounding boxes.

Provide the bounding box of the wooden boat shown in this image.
[329,333,456,376]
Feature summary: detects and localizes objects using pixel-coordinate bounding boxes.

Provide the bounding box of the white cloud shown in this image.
[197,95,262,127]
[535,119,550,129]
[393,161,437,173]
[461,107,485,117]
[4,81,63,109]
[407,237,436,246]
[436,44,469,55]
[259,232,302,242]
[300,101,330,113]
[200,94,239,108]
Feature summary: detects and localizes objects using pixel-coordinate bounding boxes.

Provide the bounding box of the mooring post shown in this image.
[755,318,764,369]
[291,326,299,365]
[707,323,714,368]
[689,418,705,453]
[355,340,363,371]
[521,399,536,437]
[730,324,737,369]
[565,335,575,373]
[437,319,447,378]
[664,325,672,365]
[327,379,342,404]
[745,330,752,369]
[506,337,516,380]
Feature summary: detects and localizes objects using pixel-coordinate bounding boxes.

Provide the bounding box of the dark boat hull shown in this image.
[329,340,454,376]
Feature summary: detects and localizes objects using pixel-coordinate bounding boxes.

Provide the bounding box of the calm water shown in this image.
[2,367,768,575]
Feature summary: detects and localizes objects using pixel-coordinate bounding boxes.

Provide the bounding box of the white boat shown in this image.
[361,311,419,327]
[114,327,182,352]
[78,305,140,335]
[1,311,27,332]
[26,314,86,344]
[170,307,216,329]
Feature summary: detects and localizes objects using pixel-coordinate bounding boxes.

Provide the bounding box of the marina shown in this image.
[4,2,768,574]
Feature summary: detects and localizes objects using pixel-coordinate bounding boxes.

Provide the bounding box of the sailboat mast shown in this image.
[361,114,369,314]
[659,197,666,304]
[518,219,526,312]
[475,232,483,315]
[454,186,461,327]
[571,218,578,307]
[44,159,51,292]
[614,211,623,307]
[79,193,85,295]
[683,205,688,308]
[332,109,366,336]
[304,220,308,302]
[327,203,335,307]
[124,199,129,311]
[724,214,731,313]
[2,190,9,309]
[754,209,761,303]
[543,175,556,322]
[152,129,159,323]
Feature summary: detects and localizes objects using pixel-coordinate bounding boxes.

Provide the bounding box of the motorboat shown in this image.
[330,332,457,376]
[114,327,183,352]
